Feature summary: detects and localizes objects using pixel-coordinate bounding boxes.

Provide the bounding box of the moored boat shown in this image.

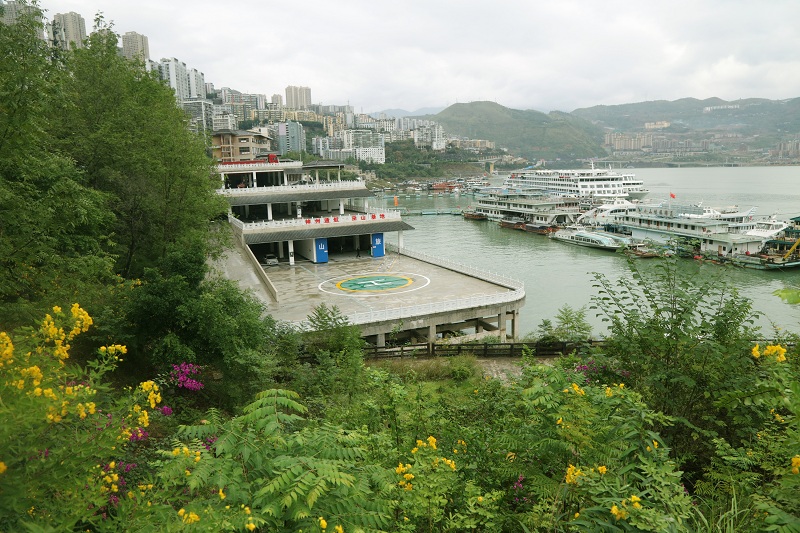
[463,210,488,221]
[499,217,526,230]
[549,226,625,251]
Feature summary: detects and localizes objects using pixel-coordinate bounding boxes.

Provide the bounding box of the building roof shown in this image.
[243,219,415,245]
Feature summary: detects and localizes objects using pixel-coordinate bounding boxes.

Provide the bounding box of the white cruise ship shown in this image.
[504,164,649,201]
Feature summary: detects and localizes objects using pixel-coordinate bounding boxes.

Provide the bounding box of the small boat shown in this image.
[499,217,526,230]
[463,210,488,221]
[524,223,558,235]
[550,226,624,251]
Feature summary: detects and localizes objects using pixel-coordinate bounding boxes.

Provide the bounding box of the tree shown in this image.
[48,18,226,278]
[0,2,116,327]
[590,257,767,482]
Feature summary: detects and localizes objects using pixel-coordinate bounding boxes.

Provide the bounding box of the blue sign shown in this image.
[371,233,384,257]
[315,238,328,263]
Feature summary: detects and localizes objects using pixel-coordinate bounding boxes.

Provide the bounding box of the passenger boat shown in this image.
[549,226,626,251]
[504,163,649,201]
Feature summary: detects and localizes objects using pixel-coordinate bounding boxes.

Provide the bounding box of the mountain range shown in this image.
[381,97,800,161]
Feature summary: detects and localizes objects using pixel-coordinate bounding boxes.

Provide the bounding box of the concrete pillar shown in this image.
[267,203,273,221]
[339,199,345,215]
[244,205,250,218]
[296,204,302,218]
[510,311,518,341]
[497,313,507,342]
[428,324,437,354]
[288,240,295,266]
[315,169,320,184]
[376,332,385,348]
[283,174,288,186]
[277,244,284,259]
[252,171,257,185]
[398,230,404,249]
[337,168,341,182]
[476,321,483,334]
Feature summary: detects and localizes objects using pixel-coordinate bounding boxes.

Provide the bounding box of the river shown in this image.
[371,166,800,338]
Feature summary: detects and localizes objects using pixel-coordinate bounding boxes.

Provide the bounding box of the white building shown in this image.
[188,68,205,99]
[158,58,190,102]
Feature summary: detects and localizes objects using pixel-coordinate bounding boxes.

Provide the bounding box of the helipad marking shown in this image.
[337,275,412,292]
[318,272,430,296]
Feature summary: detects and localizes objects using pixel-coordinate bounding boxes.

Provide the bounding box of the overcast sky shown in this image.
[40,0,800,114]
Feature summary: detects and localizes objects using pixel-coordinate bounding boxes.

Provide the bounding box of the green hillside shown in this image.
[431,101,606,161]
[572,97,800,137]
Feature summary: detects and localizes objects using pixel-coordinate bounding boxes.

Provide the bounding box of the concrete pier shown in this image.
[211,235,525,349]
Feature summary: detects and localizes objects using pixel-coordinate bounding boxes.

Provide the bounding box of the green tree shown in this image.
[590,257,766,481]
[48,19,226,277]
[0,2,116,327]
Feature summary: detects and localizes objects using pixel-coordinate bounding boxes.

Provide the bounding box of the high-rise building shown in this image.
[275,121,306,155]
[2,0,44,28]
[158,57,190,102]
[271,94,283,106]
[188,68,205,99]
[285,86,311,110]
[50,11,86,50]
[121,31,149,61]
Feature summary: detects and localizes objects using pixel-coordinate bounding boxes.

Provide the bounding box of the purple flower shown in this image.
[169,362,204,391]
[129,428,149,442]
[160,405,173,416]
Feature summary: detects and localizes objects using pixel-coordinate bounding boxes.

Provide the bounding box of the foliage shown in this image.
[524,305,593,343]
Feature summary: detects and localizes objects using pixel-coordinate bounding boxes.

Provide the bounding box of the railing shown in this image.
[386,244,523,290]
[217,180,366,196]
[231,211,402,231]
[217,161,303,170]
[363,340,603,358]
[347,291,524,326]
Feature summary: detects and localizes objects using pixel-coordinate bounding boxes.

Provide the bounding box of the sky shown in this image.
[39,0,800,115]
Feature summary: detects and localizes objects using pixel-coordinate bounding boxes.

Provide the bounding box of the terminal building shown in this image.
[215,157,525,349]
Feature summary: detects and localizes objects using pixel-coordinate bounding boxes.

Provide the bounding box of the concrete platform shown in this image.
[210,236,525,346]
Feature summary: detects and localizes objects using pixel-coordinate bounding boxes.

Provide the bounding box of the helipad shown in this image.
[213,238,525,347]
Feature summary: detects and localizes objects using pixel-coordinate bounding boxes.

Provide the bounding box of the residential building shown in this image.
[321,129,385,163]
[211,130,272,162]
[3,0,45,34]
[274,121,306,155]
[188,68,205,99]
[158,58,190,102]
[271,94,283,106]
[50,11,86,50]
[285,85,311,109]
[121,31,149,61]
[181,98,214,134]
[412,124,446,150]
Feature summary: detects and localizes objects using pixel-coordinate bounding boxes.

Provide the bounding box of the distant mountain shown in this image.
[571,97,800,135]
[432,101,606,160]
[372,107,445,118]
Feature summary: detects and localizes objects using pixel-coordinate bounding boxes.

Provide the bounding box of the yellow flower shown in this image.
[752,344,761,358]
[565,464,582,484]
[0,461,7,475]
[427,435,437,449]
[334,526,344,533]
[246,523,256,531]
[597,465,607,475]
[574,512,580,519]
[792,455,800,475]
[610,504,628,520]
[605,387,613,397]
[219,488,226,500]
[477,496,483,503]
[319,516,327,529]
[556,417,563,425]
[404,473,414,481]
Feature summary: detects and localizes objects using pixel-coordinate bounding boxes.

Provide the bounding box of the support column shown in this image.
[428,324,437,354]
[510,310,518,342]
[339,199,345,215]
[267,203,273,221]
[337,168,341,182]
[376,332,386,348]
[398,230,404,249]
[315,169,320,184]
[252,170,257,185]
[497,313,507,342]
[288,240,295,266]
[296,204,302,218]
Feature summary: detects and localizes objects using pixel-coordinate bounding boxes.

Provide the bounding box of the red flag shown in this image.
[670,192,676,199]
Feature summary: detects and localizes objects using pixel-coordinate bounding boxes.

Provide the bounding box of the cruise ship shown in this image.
[504,164,649,201]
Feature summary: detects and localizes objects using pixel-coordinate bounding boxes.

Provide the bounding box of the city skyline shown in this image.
[37,0,800,114]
